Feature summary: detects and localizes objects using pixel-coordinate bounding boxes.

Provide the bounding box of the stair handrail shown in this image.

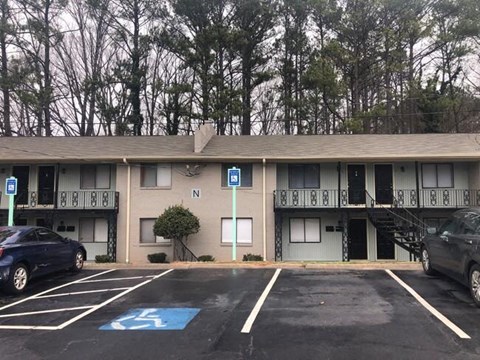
[173,238,198,262]
[365,191,426,230]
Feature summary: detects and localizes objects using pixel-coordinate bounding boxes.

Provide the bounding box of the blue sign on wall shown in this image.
[227,168,241,187]
[100,308,200,331]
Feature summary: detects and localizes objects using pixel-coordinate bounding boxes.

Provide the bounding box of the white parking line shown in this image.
[385,269,471,340]
[79,276,146,283]
[0,306,94,318]
[0,269,116,312]
[56,269,174,330]
[35,288,130,299]
[241,269,281,334]
[0,269,173,331]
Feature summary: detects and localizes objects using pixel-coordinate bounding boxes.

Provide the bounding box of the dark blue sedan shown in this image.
[0,226,86,294]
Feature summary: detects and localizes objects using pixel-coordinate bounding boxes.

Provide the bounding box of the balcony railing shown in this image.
[13,191,119,210]
[274,189,480,209]
[274,189,340,208]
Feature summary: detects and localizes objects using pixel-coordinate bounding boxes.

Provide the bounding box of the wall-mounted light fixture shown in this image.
[61,168,67,174]
[400,166,405,172]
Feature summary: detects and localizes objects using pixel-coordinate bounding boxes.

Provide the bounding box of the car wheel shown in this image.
[469,264,480,307]
[6,263,29,294]
[71,250,84,273]
[421,247,436,276]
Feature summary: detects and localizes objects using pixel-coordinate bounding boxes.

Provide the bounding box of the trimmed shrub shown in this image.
[95,255,113,263]
[242,253,263,261]
[154,205,200,242]
[198,255,215,262]
[147,252,168,263]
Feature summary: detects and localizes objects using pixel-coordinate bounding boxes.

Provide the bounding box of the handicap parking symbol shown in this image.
[100,308,200,331]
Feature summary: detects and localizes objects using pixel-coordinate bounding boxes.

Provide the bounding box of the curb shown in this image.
[85,261,422,271]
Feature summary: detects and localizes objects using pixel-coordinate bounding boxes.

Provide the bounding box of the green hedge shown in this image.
[242,253,263,261]
[147,252,168,263]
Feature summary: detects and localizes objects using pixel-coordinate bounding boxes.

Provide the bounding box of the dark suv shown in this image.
[421,208,480,307]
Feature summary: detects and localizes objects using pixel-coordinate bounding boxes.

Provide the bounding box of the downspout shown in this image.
[262,159,267,261]
[123,158,131,263]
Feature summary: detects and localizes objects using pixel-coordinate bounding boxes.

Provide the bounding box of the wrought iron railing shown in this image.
[274,189,339,208]
[173,239,198,262]
[366,191,423,257]
[13,191,119,210]
[274,188,480,209]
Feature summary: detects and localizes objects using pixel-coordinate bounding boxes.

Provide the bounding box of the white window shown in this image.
[141,164,171,188]
[79,218,108,243]
[422,164,453,188]
[80,165,111,189]
[290,218,321,243]
[140,219,170,244]
[221,218,252,244]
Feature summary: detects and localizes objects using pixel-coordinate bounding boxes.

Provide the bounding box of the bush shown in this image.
[154,205,200,243]
[95,255,113,263]
[242,253,263,261]
[147,252,168,263]
[198,255,215,262]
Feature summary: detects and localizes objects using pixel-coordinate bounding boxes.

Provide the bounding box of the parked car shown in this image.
[0,226,86,294]
[421,208,480,307]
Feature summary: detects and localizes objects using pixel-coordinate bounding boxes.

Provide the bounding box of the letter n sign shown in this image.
[228,168,241,187]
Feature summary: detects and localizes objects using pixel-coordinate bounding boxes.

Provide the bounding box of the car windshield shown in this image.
[0,228,23,244]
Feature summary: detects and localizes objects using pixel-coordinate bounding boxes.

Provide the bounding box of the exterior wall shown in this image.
[469,162,480,189]
[281,211,343,261]
[116,161,277,263]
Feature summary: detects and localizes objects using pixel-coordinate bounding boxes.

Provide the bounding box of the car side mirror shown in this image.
[426,227,437,235]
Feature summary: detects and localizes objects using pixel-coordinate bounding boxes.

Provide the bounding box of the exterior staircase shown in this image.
[365,191,424,258]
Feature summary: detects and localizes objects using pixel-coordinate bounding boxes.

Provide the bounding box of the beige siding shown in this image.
[116,161,276,263]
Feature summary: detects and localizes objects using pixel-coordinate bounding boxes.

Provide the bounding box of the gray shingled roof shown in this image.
[0,133,479,163]
[203,133,480,161]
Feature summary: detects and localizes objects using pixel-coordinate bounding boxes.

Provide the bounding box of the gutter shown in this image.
[123,158,131,264]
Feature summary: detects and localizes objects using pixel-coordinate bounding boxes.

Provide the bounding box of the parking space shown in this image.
[1,267,480,359]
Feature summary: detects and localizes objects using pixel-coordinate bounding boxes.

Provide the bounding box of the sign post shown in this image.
[5,176,17,226]
[227,167,241,261]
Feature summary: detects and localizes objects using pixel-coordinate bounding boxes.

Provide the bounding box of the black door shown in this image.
[12,166,29,205]
[377,230,395,259]
[348,165,365,204]
[38,166,55,205]
[375,164,393,204]
[349,219,368,260]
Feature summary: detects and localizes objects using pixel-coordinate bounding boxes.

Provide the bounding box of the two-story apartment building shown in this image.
[1,129,480,263]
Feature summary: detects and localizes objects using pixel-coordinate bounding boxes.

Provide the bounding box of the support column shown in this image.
[108,212,117,262]
[274,212,283,261]
[342,211,349,262]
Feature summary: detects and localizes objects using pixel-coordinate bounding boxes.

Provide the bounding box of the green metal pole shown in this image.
[232,185,237,261]
[8,194,14,226]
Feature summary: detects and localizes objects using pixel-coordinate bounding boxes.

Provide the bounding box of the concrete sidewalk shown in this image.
[85,260,422,271]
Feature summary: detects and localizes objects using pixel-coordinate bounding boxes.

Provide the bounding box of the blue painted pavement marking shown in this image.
[100,308,200,330]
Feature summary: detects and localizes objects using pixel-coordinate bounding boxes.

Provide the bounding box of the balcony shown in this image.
[274,189,480,209]
[13,191,119,211]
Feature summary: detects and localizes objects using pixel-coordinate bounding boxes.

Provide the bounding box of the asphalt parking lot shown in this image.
[1,267,480,360]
